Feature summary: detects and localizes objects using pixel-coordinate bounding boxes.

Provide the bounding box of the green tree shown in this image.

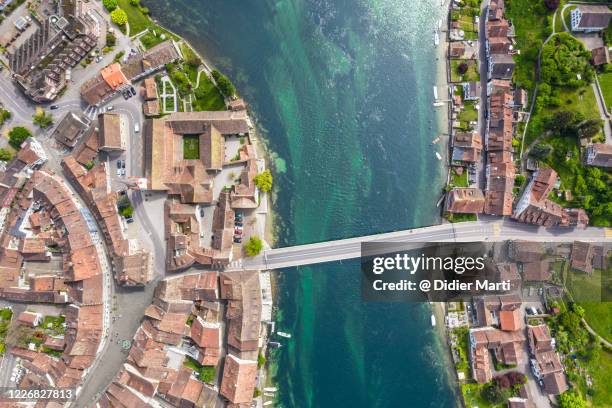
[0,148,13,162]
[106,32,116,47]
[244,237,263,257]
[32,109,53,129]
[577,119,601,140]
[0,109,11,125]
[129,0,139,5]
[8,127,32,150]
[515,174,526,186]
[110,8,128,26]
[254,170,273,192]
[558,391,586,408]
[121,206,134,218]
[529,144,553,161]
[211,69,236,97]
[102,0,118,11]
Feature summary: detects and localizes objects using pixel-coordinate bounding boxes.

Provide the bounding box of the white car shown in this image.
[134,123,140,133]
[106,105,114,111]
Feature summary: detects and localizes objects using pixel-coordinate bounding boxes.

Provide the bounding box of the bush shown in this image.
[129,0,139,5]
[211,69,236,97]
[32,109,53,129]
[102,0,118,11]
[200,366,215,383]
[114,50,125,63]
[244,237,263,257]
[121,206,134,218]
[111,8,128,26]
[457,63,469,75]
[254,170,273,192]
[0,148,13,162]
[515,174,526,186]
[0,109,11,125]
[558,391,586,408]
[8,127,32,150]
[106,32,116,47]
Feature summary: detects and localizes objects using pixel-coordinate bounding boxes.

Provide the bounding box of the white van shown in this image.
[134,122,140,133]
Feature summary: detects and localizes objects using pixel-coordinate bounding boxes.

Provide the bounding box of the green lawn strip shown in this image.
[183,134,200,159]
[598,71,612,113]
[193,74,226,111]
[461,383,504,408]
[505,0,554,92]
[117,0,150,35]
[579,301,611,344]
[447,213,478,223]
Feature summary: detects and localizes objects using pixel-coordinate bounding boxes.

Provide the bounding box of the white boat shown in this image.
[438,19,442,30]
[264,402,274,406]
[434,31,439,46]
[433,101,445,107]
[431,314,437,326]
[433,86,438,100]
[264,392,276,397]
[435,152,442,160]
[277,331,292,338]
[264,387,278,393]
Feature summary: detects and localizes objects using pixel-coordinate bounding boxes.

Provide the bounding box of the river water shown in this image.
[147,0,456,406]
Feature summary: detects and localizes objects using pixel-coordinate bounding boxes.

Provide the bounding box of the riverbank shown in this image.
[437,0,453,190]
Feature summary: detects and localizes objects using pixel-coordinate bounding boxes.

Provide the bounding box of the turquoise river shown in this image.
[147,0,458,406]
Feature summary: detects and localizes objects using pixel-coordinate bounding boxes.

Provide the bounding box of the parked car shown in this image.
[50,105,58,110]
[122,91,130,100]
[235,221,243,227]
[116,168,122,176]
[235,213,243,221]
[117,160,122,169]
[126,217,134,223]
[106,105,114,111]
[130,86,136,96]
[234,228,242,235]
[233,236,242,243]
[134,123,140,133]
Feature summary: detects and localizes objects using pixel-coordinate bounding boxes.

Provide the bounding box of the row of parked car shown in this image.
[234,212,243,243]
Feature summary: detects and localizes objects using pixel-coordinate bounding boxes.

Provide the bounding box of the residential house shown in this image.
[453,131,482,163]
[585,143,612,167]
[591,46,610,66]
[570,5,612,32]
[489,54,515,80]
[51,112,90,149]
[98,113,127,151]
[446,188,485,214]
[463,81,481,100]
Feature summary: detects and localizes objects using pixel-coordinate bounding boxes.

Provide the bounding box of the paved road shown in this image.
[230,219,611,271]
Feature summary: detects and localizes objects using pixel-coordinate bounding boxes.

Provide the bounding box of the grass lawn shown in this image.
[525,85,600,146]
[451,167,469,187]
[117,0,150,35]
[587,349,612,407]
[193,74,226,111]
[580,302,611,343]
[183,134,200,160]
[458,102,478,124]
[505,0,553,91]
[447,213,478,223]
[598,71,612,113]
[461,383,503,408]
[183,356,216,383]
[450,60,479,83]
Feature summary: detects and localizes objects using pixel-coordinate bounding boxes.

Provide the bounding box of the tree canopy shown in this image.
[211,69,236,97]
[558,391,586,408]
[244,237,263,257]
[254,170,273,192]
[111,8,128,26]
[8,127,32,150]
[540,33,593,88]
[102,0,118,11]
[32,109,53,129]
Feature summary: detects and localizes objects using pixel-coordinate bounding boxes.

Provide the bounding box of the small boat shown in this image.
[434,31,439,46]
[264,387,278,393]
[264,402,274,406]
[438,19,442,30]
[269,341,282,348]
[264,392,276,397]
[431,136,440,144]
[433,101,445,107]
[431,314,437,326]
[435,152,442,160]
[433,86,438,100]
[277,332,292,338]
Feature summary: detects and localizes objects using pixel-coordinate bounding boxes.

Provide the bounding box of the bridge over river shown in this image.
[228,219,612,271]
